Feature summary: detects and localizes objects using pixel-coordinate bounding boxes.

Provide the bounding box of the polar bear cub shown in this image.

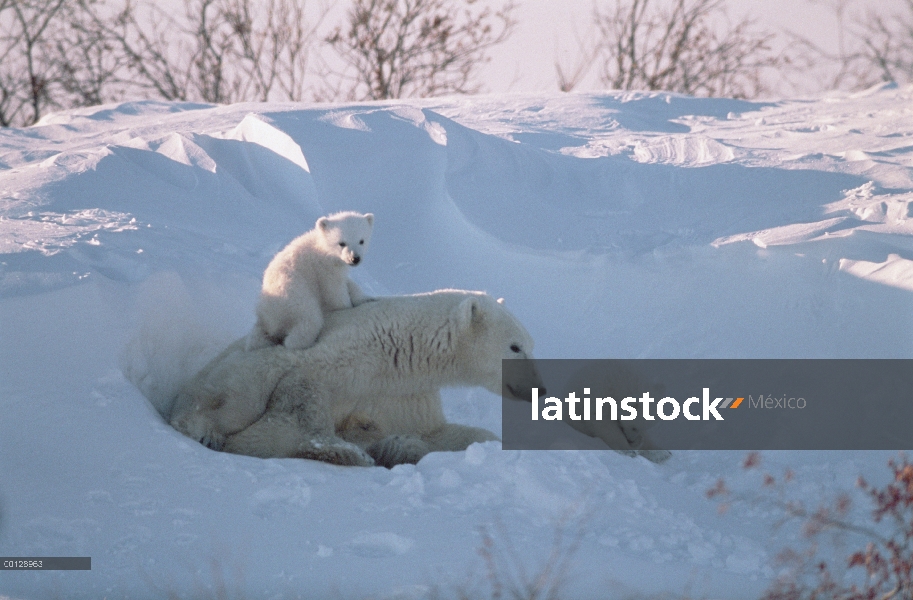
[246,211,374,351]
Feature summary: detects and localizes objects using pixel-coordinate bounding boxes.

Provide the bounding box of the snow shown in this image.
[2,82,913,598]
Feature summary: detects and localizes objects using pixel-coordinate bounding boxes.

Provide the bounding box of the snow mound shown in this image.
[2,85,913,599]
[120,271,236,420]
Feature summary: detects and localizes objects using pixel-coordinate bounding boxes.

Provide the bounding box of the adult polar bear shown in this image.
[169,290,543,468]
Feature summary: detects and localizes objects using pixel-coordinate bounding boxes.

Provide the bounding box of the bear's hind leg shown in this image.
[282,314,323,350]
[223,414,374,466]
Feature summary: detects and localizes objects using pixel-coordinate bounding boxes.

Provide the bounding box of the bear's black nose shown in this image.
[352,256,361,265]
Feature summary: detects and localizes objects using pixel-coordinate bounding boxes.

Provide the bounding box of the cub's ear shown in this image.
[497,297,505,305]
[364,213,374,227]
[456,297,483,329]
[317,216,329,230]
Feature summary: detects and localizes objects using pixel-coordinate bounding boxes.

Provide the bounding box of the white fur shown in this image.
[246,211,374,351]
[564,362,672,463]
[170,290,543,467]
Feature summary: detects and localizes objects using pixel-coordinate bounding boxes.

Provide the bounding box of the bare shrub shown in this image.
[476,521,583,600]
[0,0,322,127]
[789,0,913,92]
[50,2,130,109]
[555,26,601,93]
[859,0,913,85]
[78,0,322,104]
[0,0,71,126]
[433,511,589,600]
[325,0,517,101]
[560,0,783,98]
[708,452,913,600]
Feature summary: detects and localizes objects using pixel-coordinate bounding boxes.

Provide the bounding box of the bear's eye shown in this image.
[510,344,521,353]
[339,242,347,248]
[359,240,364,245]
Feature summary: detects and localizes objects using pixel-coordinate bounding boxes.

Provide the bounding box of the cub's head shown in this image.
[452,293,544,401]
[316,211,374,266]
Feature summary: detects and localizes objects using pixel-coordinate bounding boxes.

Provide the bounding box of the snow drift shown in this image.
[1,84,913,599]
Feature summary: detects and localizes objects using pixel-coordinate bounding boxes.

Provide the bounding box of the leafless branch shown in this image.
[0,0,324,126]
[785,0,913,92]
[555,23,600,92]
[0,0,70,126]
[585,0,782,98]
[326,0,517,100]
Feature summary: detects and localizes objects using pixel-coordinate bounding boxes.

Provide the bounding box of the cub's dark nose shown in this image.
[352,256,361,265]
[539,387,547,396]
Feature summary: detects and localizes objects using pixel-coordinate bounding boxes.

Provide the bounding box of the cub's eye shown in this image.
[339,242,347,248]
[359,240,364,245]
[510,344,521,353]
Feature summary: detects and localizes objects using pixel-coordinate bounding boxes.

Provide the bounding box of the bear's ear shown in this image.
[497,297,505,305]
[364,213,374,227]
[457,297,483,329]
[316,216,329,231]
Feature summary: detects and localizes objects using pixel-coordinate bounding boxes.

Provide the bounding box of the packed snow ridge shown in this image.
[1,83,913,599]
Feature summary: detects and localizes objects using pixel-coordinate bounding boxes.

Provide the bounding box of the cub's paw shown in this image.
[244,328,276,351]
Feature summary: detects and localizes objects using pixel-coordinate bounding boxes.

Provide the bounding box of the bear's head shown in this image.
[316,211,374,266]
[453,294,544,401]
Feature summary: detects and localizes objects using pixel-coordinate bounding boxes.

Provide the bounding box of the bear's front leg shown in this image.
[367,435,431,468]
[618,423,672,463]
[367,424,498,468]
[423,423,499,453]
